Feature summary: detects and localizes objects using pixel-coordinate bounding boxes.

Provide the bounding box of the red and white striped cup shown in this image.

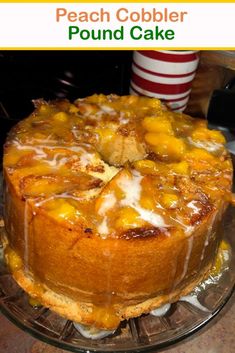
[130,50,200,112]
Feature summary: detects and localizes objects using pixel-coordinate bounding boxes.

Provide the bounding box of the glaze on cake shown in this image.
[3,95,233,329]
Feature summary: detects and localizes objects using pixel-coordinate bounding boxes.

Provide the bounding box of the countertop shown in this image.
[0,292,234,353]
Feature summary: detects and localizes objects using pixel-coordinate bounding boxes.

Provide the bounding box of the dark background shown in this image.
[0,50,133,159]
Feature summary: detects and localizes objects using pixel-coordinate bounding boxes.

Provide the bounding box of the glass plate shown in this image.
[0,200,234,353]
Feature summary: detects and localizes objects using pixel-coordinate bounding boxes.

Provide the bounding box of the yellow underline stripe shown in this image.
[1,0,235,3]
[1,47,235,50]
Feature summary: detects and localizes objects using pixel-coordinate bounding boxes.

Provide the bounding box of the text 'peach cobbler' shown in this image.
[3,94,233,330]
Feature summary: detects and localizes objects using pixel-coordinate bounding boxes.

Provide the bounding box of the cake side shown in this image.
[2,180,227,328]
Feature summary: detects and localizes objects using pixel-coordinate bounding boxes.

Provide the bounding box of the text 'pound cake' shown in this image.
[3,94,233,330]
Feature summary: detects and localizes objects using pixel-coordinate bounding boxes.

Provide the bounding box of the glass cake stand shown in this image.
[0,187,234,352]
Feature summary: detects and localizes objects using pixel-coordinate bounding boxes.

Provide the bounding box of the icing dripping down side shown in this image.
[181,236,194,281]
[150,303,171,317]
[200,211,218,261]
[73,322,115,340]
[97,217,109,238]
[174,235,194,288]
[97,193,117,237]
[24,199,29,272]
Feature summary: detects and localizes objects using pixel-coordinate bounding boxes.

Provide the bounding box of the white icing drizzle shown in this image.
[71,129,79,140]
[97,217,109,238]
[188,137,223,152]
[200,211,217,261]
[187,200,201,215]
[119,117,129,125]
[118,171,143,206]
[98,193,117,216]
[180,294,209,312]
[149,294,209,319]
[150,303,171,317]
[151,295,209,319]
[14,138,120,235]
[13,139,120,186]
[71,129,92,141]
[12,139,96,169]
[182,237,194,280]
[119,112,130,125]
[168,215,194,236]
[24,199,29,271]
[175,236,194,287]
[117,171,169,229]
[73,322,114,340]
[134,207,169,229]
[27,137,58,145]
[83,104,116,120]
[100,105,116,114]
[222,249,230,262]
[34,193,83,207]
[44,154,69,168]
[14,140,48,158]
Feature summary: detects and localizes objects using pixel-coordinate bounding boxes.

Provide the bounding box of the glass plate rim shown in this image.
[0,277,234,353]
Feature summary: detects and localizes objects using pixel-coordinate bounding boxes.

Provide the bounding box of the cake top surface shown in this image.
[3,94,233,239]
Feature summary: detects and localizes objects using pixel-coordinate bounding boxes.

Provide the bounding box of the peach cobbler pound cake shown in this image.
[3,95,233,330]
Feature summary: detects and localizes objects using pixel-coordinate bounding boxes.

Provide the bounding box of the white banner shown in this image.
[0,3,234,48]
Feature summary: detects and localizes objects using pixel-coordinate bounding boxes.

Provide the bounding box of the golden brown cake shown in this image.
[2,94,233,330]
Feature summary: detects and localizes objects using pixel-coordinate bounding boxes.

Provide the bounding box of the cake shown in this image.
[3,94,233,330]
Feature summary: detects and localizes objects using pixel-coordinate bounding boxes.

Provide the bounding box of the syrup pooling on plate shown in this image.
[73,239,231,337]
[150,239,231,319]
